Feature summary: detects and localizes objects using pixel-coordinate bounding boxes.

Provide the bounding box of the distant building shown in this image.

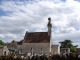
[76,48,80,53]
[60,48,70,54]
[51,45,60,54]
[7,17,60,55]
[0,45,9,56]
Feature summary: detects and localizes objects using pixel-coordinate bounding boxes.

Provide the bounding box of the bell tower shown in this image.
[47,17,52,53]
[47,17,52,36]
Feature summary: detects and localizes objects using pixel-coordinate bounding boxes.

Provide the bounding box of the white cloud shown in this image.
[0,0,80,47]
[0,34,5,38]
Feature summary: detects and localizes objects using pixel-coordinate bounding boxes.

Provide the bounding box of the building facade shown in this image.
[0,45,9,56]
[8,17,60,55]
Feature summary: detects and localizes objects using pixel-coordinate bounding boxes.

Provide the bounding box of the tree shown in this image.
[59,40,73,48]
[59,40,78,52]
[0,40,4,45]
[70,47,76,53]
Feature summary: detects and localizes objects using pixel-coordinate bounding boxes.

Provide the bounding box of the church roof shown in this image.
[24,32,50,43]
[17,40,23,45]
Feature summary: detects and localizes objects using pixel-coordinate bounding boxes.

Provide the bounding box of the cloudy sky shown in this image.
[0,0,80,47]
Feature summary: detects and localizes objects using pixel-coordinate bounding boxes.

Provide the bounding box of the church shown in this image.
[7,17,60,55]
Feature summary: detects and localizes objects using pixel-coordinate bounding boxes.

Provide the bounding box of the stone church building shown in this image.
[7,17,60,55]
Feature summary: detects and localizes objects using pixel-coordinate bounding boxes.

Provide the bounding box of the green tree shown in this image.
[70,47,76,53]
[59,40,78,52]
[59,40,73,48]
[0,40,4,45]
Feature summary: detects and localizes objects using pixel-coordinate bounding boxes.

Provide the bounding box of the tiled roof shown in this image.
[17,40,23,45]
[24,32,50,43]
[76,48,80,52]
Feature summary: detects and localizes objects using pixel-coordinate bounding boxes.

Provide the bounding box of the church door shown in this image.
[4,51,6,55]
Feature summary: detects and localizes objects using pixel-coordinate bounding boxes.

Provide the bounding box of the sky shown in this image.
[0,0,80,47]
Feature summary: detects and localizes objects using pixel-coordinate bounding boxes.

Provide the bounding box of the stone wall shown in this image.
[20,43,50,55]
[0,48,3,56]
[51,45,60,54]
[8,43,17,50]
[3,46,9,55]
[61,48,70,53]
[0,46,9,56]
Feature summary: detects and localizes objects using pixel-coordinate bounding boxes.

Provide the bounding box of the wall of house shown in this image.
[58,45,60,54]
[17,45,23,54]
[20,43,50,55]
[0,48,3,56]
[51,45,60,54]
[3,46,9,55]
[61,48,70,54]
[8,43,17,50]
[0,46,9,56]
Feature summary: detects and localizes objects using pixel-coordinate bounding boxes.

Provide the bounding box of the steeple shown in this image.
[47,17,52,36]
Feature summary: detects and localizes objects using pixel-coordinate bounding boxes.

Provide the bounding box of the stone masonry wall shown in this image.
[21,43,50,55]
[51,45,60,54]
[3,46,9,55]
[0,48,3,56]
